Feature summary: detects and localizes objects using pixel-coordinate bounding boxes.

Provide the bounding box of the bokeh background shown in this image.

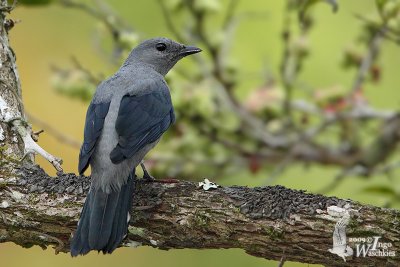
[1,0,400,266]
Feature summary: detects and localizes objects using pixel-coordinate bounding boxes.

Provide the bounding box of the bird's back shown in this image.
[90,65,170,192]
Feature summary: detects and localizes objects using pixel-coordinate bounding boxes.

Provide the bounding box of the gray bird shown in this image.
[70,37,201,256]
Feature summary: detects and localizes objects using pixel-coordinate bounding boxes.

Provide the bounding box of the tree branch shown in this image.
[0,165,399,266]
[349,24,387,94]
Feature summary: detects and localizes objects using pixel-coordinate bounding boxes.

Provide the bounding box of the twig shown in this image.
[280,1,293,120]
[71,56,103,85]
[264,151,294,185]
[26,111,81,149]
[12,118,63,173]
[278,255,286,267]
[59,0,133,58]
[0,0,16,13]
[222,0,240,30]
[349,24,387,94]
[317,165,367,194]
[59,0,121,38]
[185,2,289,148]
[374,161,400,177]
[157,0,185,43]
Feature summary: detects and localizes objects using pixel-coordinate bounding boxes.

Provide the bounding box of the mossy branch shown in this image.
[0,165,399,266]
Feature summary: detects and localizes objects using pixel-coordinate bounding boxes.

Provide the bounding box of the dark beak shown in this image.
[180,45,202,57]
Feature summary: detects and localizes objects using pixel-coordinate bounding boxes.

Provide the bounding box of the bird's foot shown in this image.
[140,162,179,183]
[142,173,156,181]
[140,162,156,181]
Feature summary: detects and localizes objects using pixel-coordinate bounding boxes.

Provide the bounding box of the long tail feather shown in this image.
[70,173,135,256]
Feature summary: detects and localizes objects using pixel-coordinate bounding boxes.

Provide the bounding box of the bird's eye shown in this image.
[156,43,167,51]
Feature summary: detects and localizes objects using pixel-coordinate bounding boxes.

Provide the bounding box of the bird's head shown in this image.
[125,37,202,76]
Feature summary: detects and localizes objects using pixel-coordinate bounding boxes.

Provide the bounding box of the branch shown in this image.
[0,165,399,266]
[59,0,134,59]
[0,3,62,174]
[350,24,387,94]
[26,111,81,149]
[157,0,185,43]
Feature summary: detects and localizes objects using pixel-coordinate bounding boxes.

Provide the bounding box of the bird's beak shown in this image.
[180,45,202,57]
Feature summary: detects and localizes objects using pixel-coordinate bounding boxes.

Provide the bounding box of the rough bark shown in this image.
[0,0,62,176]
[0,0,25,176]
[0,165,398,267]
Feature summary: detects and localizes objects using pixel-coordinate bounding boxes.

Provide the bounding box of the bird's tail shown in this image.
[70,173,135,256]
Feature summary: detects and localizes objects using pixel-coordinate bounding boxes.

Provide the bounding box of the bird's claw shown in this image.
[142,173,156,181]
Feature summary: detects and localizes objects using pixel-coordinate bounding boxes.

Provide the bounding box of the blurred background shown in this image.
[1,0,400,266]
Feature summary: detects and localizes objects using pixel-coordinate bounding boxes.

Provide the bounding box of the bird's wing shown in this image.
[110,87,175,164]
[78,101,111,174]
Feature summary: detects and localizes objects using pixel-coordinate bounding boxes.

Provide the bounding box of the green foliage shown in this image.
[51,68,97,102]
[17,0,53,6]
[193,0,221,13]
[362,185,396,195]
[297,0,338,24]
[51,0,400,203]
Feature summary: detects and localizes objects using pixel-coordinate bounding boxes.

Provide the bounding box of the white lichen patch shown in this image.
[198,178,220,191]
[0,126,4,141]
[0,95,17,121]
[10,189,24,201]
[1,201,9,208]
[178,217,189,225]
[29,193,82,218]
[128,226,146,237]
[13,211,23,218]
[288,214,301,225]
[317,204,357,222]
[7,177,16,183]
[0,101,63,172]
[125,240,142,248]
[43,206,76,217]
[327,206,347,217]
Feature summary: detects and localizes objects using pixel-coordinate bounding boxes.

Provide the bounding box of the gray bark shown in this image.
[0,0,25,172]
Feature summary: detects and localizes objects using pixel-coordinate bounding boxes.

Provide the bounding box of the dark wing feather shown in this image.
[78,101,110,174]
[110,90,175,164]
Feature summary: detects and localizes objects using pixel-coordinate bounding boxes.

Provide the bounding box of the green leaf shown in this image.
[299,0,338,24]
[361,185,397,196]
[325,0,339,13]
[376,0,389,14]
[194,0,221,12]
[18,0,53,6]
[382,0,400,21]
[166,0,184,12]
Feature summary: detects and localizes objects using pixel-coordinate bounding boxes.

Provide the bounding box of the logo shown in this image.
[327,207,353,261]
[326,206,396,262]
[349,236,396,258]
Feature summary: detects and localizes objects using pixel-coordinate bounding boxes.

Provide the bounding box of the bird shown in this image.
[70,37,201,256]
